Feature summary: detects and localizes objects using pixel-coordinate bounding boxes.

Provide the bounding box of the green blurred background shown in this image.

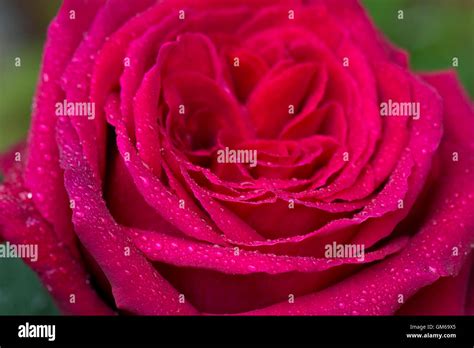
[0,0,473,315]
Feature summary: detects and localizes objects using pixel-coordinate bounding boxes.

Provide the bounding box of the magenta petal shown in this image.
[397,254,473,315]
[317,0,408,66]
[119,16,180,134]
[57,118,198,315]
[24,0,103,259]
[132,66,164,175]
[104,145,181,234]
[62,0,156,178]
[248,62,320,138]
[158,33,222,81]
[133,228,408,275]
[180,169,265,243]
[0,161,112,315]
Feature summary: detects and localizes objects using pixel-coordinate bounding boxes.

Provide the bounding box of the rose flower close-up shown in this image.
[0,0,473,320]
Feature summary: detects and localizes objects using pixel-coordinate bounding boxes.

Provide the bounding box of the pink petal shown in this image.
[57,118,198,315]
[0,160,112,315]
[397,254,473,315]
[24,0,103,259]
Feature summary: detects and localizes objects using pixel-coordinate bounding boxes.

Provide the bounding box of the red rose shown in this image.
[1,0,473,315]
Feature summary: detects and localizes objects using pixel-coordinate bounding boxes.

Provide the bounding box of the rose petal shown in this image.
[57,118,198,315]
[133,228,407,275]
[24,0,103,258]
[397,254,473,315]
[0,159,112,315]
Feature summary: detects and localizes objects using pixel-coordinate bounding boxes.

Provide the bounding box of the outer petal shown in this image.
[397,254,473,315]
[315,0,408,66]
[57,118,198,315]
[0,158,113,315]
[24,0,105,258]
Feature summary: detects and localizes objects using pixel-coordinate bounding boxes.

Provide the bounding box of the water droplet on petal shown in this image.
[139,176,149,186]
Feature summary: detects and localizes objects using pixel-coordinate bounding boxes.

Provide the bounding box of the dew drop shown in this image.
[139,176,149,186]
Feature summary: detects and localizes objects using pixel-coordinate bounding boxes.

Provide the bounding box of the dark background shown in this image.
[0,0,473,315]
